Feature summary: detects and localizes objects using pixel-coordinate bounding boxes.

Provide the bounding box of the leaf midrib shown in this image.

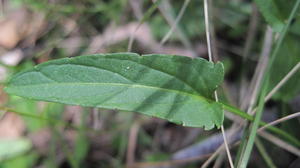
[7,82,214,103]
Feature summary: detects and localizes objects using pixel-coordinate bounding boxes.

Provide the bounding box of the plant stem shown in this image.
[235,26,273,166]
[258,111,300,132]
[157,0,196,56]
[222,103,300,147]
[255,137,277,168]
[237,82,268,168]
[127,0,162,51]
[0,106,85,132]
[265,62,300,101]
[160,0,190,45]
[203,0,234,167]
[259,131,300,157]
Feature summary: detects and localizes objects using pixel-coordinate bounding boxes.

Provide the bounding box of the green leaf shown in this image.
[5,53,224,130]
[255,0,299,32]
[0,138,32,161]
[255,0,286,32]
[269,35,300,101]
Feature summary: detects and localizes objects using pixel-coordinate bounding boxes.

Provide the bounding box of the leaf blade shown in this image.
[255,0,285,32]
[5,53,224,129]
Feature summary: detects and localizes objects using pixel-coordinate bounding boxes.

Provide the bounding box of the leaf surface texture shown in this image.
[5,53,224,129]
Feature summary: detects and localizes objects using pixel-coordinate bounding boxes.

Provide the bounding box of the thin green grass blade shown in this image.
[255,137,277,168]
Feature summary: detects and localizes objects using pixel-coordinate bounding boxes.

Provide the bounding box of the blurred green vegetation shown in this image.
[0,0,300,168]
